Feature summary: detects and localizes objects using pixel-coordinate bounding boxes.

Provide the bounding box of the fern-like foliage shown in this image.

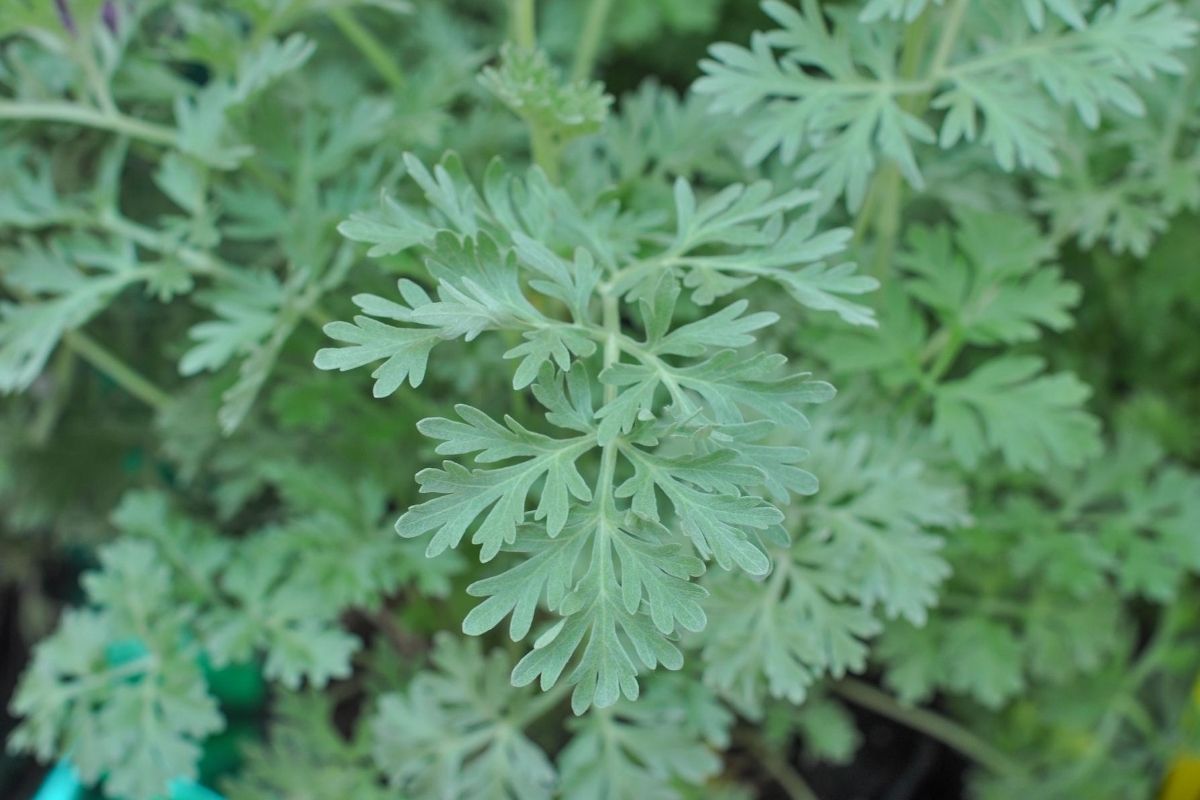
[6,472,439,799]
[4,1,1200,798]
[1034,30,1200,255]
[9,540,223,800]
[366,635,727,799]
[316,152,875,711]
[695,0,1198,210]
[223,693,392,800]
[697,414,967,713]
[817,210,1101,471]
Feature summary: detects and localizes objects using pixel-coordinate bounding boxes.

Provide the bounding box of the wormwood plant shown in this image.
[2,1,1200,799]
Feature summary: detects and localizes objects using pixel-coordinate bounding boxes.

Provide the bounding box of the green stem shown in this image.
[99,212,238,280]
[571,0,614,81]
[897,12,935,112]
[512,0,537,50]
[737,729,820,800]
[242,157,291,200]
[928,0,969,78]
[328,7,407,93]
[63,330,171,410]
[49,656,157,703]
[0,101,177,146]
[851,176,882,245]
[855,1,970,273]
[601,292,620,406]
[856,9,932,274]
[832,678,1022,778]
[590,291,622,506]
[867,165,904,278]
[505,0,560,180]
[938,592,1035,620]
[923,324,964,385]
[529,124,560,182]
[77,44,116,115]
[30,346,77,446]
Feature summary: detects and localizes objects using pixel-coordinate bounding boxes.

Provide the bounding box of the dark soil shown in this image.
[1,585,44,800]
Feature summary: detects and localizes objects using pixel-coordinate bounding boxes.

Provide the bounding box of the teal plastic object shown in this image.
[33,762,225,800]
[33,763,83,800]
[202,659,266,713]
[162,779,226,800]
[103,637,149,668]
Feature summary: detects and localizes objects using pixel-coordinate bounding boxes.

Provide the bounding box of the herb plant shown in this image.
[2,1,1199,799]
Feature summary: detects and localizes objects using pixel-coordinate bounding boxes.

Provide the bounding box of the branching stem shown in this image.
[571,0,614,81]
[832,678,1022,777]
[512,0,537,50]
[505,0,561,181]
[328,7,407,93]
[0,101,177,147]
[856,0,971,274]
[63,330,172,410]
[5,282,172,410]
[928,0,970,79]
[529,125,561,183]
[737,729,820,800]
[77,43,117,115]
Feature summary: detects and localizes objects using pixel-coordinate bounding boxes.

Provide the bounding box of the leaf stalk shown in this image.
[571,0,614,81]
[328,6,407,93]
[63,329,171,410]
[0,100,177,146]
[831,678,1022,777]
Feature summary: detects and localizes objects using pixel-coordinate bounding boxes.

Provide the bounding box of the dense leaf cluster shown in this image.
[2,1,1199,799]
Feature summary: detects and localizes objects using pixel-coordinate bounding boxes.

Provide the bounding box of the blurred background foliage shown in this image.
[1,1,1199,799]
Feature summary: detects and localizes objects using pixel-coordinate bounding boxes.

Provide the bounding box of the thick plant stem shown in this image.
[738,730,820,800]
[856,0,968,275]
[857,10,931,274]
[832,678,1022,778]
[571,0,614,81]
[506,0,560,180]
[0,101,177,147]
[529,125,560,182]
[328,7,406,93]
[867,165,904,277]
[63,330,171,410]
[512,0,537,50]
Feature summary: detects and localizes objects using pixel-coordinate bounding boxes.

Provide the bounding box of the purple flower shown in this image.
[101,0,119,34]
[54,0,77,35]
[53,1,120,37]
